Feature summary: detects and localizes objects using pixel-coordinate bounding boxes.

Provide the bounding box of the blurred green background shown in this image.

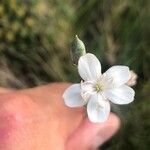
[0,0,149,149]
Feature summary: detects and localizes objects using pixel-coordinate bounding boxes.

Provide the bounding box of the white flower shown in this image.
[63,53,135,123]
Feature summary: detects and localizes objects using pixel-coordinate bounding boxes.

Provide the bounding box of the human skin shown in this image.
[0,83,120,150]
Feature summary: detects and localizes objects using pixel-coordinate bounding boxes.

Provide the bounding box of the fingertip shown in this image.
[93,113,120,147]
[107,113,121,134]
[66,113,120,150]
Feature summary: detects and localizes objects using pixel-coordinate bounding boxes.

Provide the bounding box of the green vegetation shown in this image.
[0,0,149,149]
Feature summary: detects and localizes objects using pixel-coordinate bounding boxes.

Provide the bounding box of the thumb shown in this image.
[66,113,120,150]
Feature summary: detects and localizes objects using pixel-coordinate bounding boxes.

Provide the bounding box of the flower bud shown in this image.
[126,70,138,86]
[70,35,86,65]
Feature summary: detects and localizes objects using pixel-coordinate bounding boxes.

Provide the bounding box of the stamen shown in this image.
[94,84,102,92]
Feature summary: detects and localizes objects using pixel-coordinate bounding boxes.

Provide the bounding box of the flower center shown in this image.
[94,84,103,93]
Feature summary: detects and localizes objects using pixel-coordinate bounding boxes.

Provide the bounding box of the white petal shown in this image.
[78,53,101,81]
[81,81,94,92]
[63,84,86,107]
[104,85,135,105]
[105,66,131,86]
[87,94,110,123]
[80,81,96,100]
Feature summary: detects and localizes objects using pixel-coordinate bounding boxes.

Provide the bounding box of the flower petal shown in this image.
[105,66,131,86]
[81,81,94,92]
[78,53,101,81]
[104,85,135,105]
[80,81,96,100]
[87,94,110,123]
[63,84,86,107]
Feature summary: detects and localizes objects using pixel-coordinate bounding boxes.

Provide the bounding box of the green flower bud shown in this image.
[70,35,86,65]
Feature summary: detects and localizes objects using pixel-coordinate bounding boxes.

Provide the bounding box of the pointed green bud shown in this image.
[70,35,86,65]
